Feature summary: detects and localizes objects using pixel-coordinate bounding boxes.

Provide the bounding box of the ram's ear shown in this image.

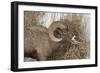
[48,21,66,42]
[54,28,63,39]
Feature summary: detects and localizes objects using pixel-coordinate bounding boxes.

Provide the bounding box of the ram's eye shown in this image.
[54,28,62,38]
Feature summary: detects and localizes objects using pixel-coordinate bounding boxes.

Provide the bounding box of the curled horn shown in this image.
[48,21,66,42]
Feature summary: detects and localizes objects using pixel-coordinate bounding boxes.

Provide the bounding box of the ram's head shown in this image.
[48,21,79,45]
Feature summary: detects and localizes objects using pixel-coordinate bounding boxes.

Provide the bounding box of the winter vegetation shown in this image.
[24,11,90,61]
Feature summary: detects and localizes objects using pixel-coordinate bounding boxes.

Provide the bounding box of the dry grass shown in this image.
[24,11,90,60]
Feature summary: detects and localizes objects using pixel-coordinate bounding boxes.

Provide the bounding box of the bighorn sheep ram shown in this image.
[24,20,79,61]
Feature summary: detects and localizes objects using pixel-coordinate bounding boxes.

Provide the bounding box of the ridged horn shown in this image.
[48,21,66,42]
